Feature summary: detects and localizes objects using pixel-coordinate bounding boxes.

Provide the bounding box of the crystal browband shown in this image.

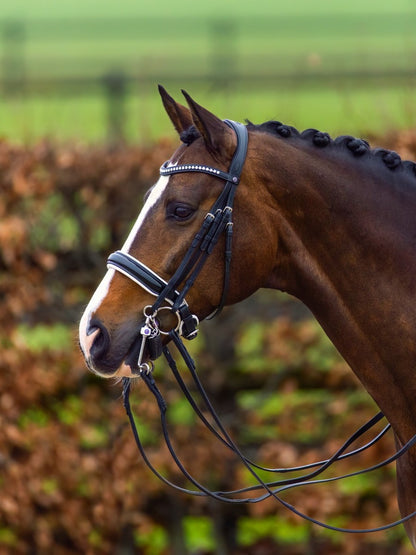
[160,162,239,184]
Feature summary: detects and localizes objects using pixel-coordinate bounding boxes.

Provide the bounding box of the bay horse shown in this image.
[79,86,416,547]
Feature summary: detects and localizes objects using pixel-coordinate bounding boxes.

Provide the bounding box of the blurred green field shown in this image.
[1,0,415,19]
[0,0,415,142]
[2,85,416,144]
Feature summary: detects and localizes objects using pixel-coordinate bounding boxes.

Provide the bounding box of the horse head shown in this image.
[79,87,416,546]
[79,88,278,378]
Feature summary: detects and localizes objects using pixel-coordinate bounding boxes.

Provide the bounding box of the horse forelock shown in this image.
[180,125,201,146]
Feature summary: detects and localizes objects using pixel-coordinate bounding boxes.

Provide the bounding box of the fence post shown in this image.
[1,20,26,96]
[209,19,238,91]
[102,71,127,144]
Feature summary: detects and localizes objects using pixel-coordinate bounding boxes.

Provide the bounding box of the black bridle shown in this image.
[108,119,248,344]
[107,120,416,534]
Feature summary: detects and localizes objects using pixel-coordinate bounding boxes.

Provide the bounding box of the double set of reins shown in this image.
[107,120,416,533]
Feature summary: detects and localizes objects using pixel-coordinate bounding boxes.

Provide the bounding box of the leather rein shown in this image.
[107,120,416,533]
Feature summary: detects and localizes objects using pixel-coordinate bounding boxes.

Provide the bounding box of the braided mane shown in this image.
[180,122,416,182]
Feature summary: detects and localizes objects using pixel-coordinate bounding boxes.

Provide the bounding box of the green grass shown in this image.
[1,85,415,144]
[0,0,415,142]
[5,11,415,81]
[1,0,415,19]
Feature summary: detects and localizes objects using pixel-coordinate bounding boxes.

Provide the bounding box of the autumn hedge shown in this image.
[1,131,416,554]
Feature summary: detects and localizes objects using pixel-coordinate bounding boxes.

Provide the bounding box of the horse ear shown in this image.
[158,85,193,134]
[181,89,234,159]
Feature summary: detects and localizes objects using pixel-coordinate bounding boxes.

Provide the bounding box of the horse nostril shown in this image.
[88,319,111,362]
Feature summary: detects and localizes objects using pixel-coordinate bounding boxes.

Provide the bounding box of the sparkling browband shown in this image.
[160,162,239,184]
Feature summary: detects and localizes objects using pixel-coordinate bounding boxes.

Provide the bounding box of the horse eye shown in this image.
[167,202,195,221]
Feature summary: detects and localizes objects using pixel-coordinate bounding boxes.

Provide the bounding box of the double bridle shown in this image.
[108,119,248,350]
[106,120,416,534]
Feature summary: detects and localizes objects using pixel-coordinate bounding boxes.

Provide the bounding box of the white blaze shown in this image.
[121,174,170,253]
[79,174,170,355]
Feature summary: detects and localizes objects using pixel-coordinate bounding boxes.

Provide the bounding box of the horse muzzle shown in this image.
[80,314,164,379]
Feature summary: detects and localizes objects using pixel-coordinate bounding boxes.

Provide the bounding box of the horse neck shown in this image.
[259,136,416,443]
